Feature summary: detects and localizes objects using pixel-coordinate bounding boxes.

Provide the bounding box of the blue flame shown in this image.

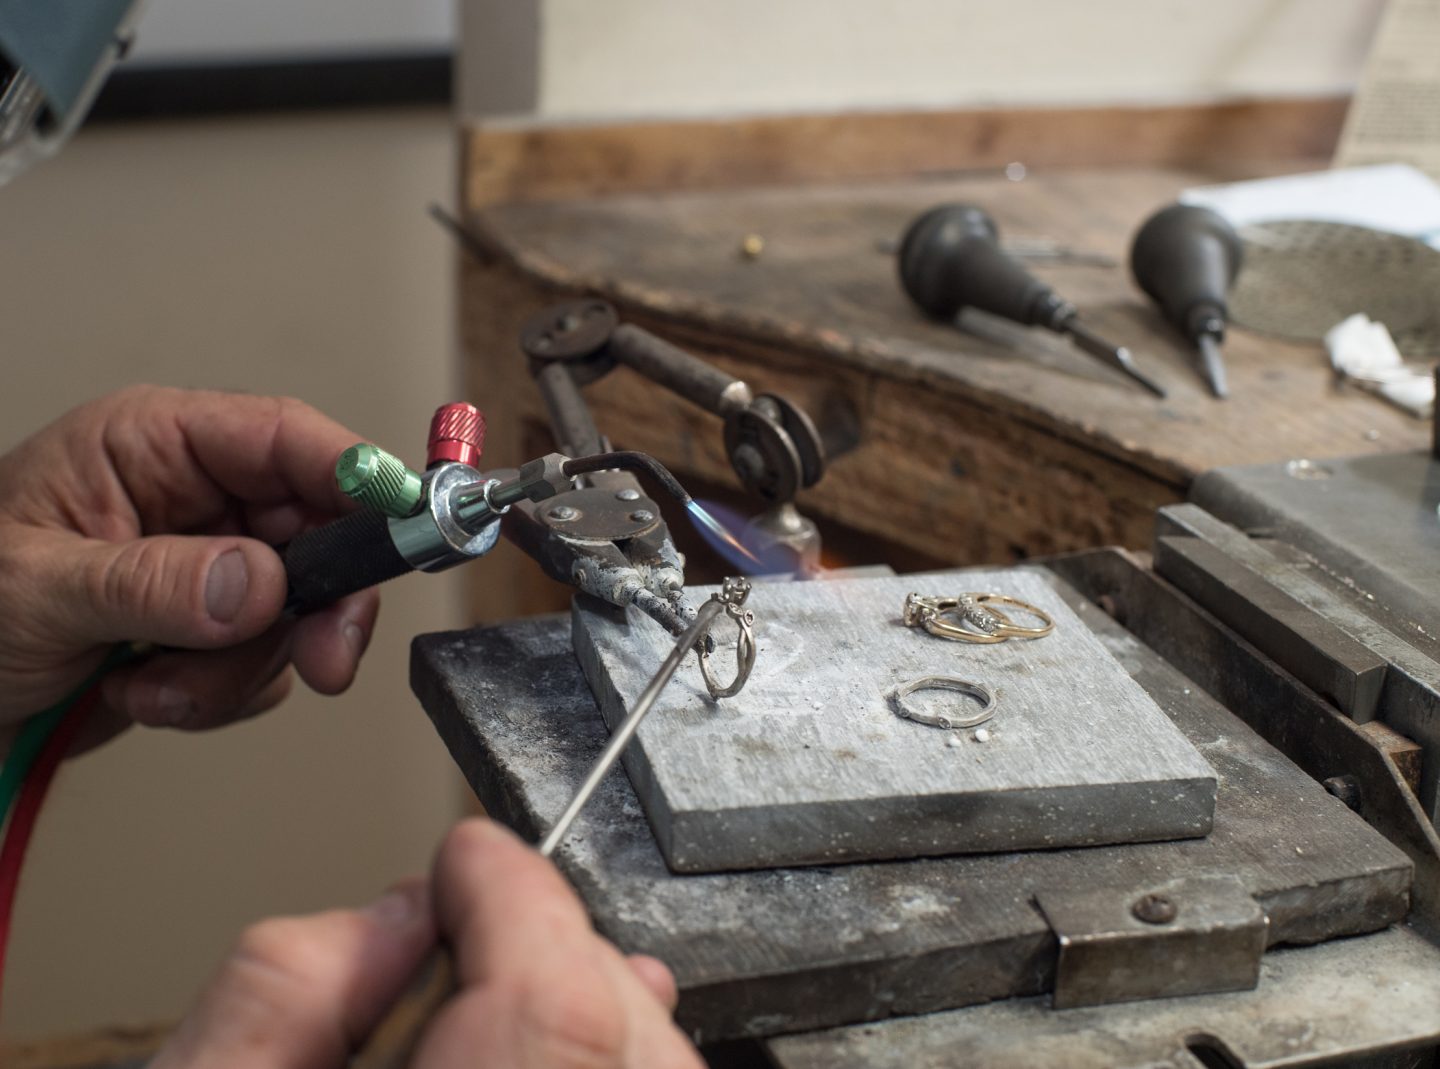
[686,499,795,575]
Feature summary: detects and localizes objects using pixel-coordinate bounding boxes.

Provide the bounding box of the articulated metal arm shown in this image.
[519,299,862,573]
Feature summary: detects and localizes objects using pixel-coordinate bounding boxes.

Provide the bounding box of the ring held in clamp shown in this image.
[697,576,757,699]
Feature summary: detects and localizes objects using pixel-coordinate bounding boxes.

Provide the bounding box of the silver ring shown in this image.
[697,576,756,699]
[889,676,996,729]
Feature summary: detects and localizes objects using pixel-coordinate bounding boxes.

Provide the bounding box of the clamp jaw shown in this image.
[519,300,857,573]
[504,482,694,636]
[506,313,702,636]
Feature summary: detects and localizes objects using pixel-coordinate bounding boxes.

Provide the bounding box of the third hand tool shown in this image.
[1129,203,1244,399]
[428,207,861,574]
[898,203,1167,398]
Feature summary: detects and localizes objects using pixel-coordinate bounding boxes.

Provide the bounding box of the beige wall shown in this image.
[461,0,1385,120]
[0,109,467,1040]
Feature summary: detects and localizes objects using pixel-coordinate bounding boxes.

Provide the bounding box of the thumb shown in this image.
[46,533,287,648]
[152,880,437,1069]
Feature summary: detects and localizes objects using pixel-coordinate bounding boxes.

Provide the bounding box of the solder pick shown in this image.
[537,594,727,857]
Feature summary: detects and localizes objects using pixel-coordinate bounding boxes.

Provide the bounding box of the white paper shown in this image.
[1335,0,1440,182]
[1181,164,1440,247]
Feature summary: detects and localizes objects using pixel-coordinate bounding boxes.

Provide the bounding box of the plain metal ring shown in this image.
[889,675,997,730]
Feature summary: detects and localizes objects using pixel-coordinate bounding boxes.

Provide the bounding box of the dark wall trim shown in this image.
[89,51,452,120]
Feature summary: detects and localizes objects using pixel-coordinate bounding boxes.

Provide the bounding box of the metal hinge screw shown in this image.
[548,505,580,522]
[1322,775,1362,812]
[615,488,641,501]
[1132,893,1178,925]
[629,510,655,523]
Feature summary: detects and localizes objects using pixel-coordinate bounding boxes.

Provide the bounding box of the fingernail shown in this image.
[463,817,514,848]
[135,684,196,726]
[205,550,249,624]
[365,882,425,927]
[343,621,367,659]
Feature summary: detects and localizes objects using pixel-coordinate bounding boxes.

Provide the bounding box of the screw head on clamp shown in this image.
[1131,893,1178,925]
[336,443,425,518]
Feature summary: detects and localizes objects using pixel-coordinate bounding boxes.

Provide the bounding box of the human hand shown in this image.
[152,819,703,1069]
[0,385,379,742]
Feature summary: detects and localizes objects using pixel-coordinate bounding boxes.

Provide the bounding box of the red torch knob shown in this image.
[426,403,486,469]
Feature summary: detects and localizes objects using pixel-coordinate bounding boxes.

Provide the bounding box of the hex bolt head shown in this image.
[547,505,580,522]
[1132,893,1178,925]
[615,488,641,502]
[1322,775,1363,812]
[629,510,655,523]
[732,442,766,485]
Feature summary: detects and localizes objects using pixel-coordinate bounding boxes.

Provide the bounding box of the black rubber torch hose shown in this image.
[560,451,693,505]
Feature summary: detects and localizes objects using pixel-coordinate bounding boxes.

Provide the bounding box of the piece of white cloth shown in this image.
[1325,313,1435,418]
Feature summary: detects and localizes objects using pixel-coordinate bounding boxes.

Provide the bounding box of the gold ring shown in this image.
[961,593,1054,639]
[902,592,1054,644]
[903,593,1006,644]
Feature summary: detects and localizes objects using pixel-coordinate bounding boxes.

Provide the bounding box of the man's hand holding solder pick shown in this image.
[152,820,700,1069]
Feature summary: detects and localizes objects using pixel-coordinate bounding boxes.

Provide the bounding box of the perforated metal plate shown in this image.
[1229,220,1440,357]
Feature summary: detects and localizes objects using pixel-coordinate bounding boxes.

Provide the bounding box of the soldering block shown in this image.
[572,569,1217,873]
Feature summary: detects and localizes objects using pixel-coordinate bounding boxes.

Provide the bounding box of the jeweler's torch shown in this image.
[280,403,699,615]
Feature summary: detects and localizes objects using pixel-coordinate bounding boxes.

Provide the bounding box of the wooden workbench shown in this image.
[456,100,1430,619]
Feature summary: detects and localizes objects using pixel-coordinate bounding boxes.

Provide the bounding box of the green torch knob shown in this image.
[335,443,424,518]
